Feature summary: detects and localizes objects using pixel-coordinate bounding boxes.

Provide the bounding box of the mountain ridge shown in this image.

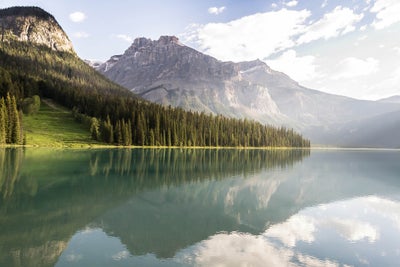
[98,35,400,146]
[0,6,309,148]
[0,6,73,52]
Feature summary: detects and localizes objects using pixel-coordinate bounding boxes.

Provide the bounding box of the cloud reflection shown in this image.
[266,215,316,247]
[112,250,129,261]
[65,253,83,262]
[323,218,378,243]
[188,232,295,267]
[181,195,400,267]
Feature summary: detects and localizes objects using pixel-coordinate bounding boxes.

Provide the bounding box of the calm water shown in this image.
[1,148,400,267]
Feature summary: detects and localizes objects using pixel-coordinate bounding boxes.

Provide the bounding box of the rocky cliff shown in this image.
[0,6,73,52]
[99,36,400,145]
[99,36,287,124]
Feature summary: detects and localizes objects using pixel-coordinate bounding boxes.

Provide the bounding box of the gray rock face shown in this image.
[99,36,400,147]
[99,36,286,124]
[0,6,74,52]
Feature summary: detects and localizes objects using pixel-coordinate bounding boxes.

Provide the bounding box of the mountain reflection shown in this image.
[0,148,309,267]
[3,149,400,266]
[182,196,400,267]
[93,151,400,259]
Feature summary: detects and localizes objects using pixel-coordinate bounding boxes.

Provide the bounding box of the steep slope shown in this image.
[0,6,73,52]
[0,6,133,103]
[98,36,287,125]
[99,36,400,146]
[0,7,309,148]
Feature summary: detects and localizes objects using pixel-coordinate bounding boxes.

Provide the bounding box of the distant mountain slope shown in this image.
[333,109,400,148]
[0,7,309,148]
[99,36,400,147]
[378,95,400,104]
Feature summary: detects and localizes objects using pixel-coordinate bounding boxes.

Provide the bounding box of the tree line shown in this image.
[0,40,310,147]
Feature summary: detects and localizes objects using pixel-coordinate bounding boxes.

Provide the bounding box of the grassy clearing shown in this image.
[23,100,104,148]
[19,99,310,149]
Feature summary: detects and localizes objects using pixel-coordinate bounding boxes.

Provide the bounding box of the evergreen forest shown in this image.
[0,40,310,147]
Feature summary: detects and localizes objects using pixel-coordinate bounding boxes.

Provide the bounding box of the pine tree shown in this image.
[90,117,100,140]
[11,95,21,144]
[0,98,6,144]
[5,93,13,143]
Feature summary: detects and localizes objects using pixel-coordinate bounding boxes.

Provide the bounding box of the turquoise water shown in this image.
[1,148,399,266]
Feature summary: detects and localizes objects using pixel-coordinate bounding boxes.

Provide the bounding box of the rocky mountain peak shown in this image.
[0,6,74,52]
[100,35,238,84]
[158,35,181,45]
[125,35,183,55]
[131,37,152,48]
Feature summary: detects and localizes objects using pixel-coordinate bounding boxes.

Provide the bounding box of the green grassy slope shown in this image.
[0,7,310,148]
[23,100,103,147]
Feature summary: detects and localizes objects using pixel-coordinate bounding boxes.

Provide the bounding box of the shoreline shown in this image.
[0,144,311,150]
[1,144,399,151]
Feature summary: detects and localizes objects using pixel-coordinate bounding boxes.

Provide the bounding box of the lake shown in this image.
[1,148,400,267]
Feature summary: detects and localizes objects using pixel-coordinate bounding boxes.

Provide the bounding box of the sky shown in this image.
[1,0,400,100]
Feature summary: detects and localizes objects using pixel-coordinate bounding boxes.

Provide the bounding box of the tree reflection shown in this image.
[0,148,309,267]
[0,148,24,199]
[89,148,310,184]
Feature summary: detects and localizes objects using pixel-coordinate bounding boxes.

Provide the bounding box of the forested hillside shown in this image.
[0,6,310,147]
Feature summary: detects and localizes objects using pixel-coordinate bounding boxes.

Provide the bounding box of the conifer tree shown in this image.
[0,98,6,144]
[90,117,100,140]
[5,93,13,143]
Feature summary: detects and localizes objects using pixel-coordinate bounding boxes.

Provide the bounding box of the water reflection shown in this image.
[0,148,24,199]
[56,196,400,267]
[1,149,400,266]
[184,195,400,267]
[0,148,309,267]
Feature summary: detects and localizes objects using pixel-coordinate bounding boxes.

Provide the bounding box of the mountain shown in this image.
[0,6,73,52]
[378,95,400,104]
[0,7,309,148]
[0,6,131,100]
[99,36,400,147]
[332,109,400,148]
[98,36,286,125]
[84,59,103,69]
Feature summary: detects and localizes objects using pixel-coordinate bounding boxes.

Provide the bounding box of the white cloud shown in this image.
[184,9,310,62]
[286,1,298,7]
[324,218,379,242]
[266,215,316,247]
[112,250,130,261]
[370,0,400,29]
[208,6,226,15]
[332,57,379,79]
[73,31,89,38]
[321,0,328,8]
[297,6,363,44]
[66,253,83,262]
[116,34,133,43]
[271,3,278,9]
[296,254,339,267]
[190,232,295,267]
[173,196,400,267]
[366,66,400,99]
[366,196,400,230]
[69,11,86,23]
[268,50,318,82]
